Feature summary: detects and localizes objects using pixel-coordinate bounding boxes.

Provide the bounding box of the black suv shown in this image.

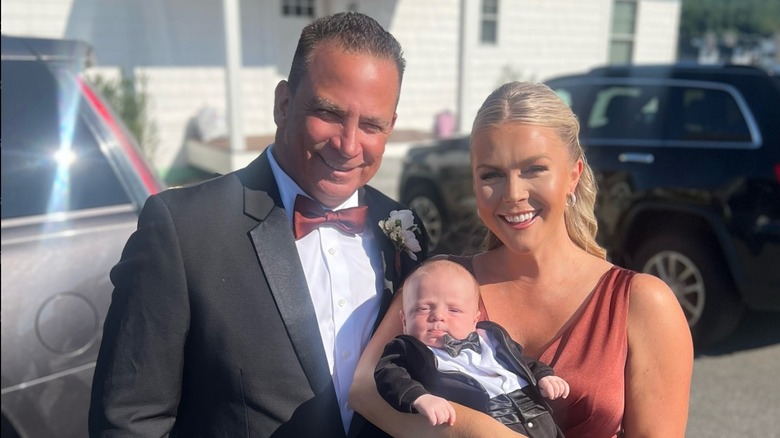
[399,64,780,346]
[399,135,481,254]
[1,35,163,437]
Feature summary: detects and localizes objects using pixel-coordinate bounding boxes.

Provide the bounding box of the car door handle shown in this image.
[618,153,654,164]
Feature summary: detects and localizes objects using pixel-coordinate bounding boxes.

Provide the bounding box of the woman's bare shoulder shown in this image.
[628,272,679,309]
[627,272,689,336]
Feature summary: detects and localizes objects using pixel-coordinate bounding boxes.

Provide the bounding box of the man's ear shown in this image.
[274,80,290,126]
[399,309,407,333]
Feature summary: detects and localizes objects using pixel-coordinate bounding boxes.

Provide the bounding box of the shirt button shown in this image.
[328,247,336,255]
[337,298,346,307]
[341,351,350,359]
[527,421,535,428]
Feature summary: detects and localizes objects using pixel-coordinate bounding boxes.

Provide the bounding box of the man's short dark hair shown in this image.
[287,12,406,94]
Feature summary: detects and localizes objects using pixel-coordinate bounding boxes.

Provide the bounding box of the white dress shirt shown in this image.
[431,329,529,398]
[268,146,383,433]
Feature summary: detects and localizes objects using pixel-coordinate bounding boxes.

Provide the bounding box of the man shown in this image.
[89,12,427,437]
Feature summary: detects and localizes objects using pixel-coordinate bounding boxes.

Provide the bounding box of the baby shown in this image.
[375,259,568,437]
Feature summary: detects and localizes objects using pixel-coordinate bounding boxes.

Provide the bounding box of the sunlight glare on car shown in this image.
[53,148,76,167]
[48,83,81,214]
[50,145,73,215]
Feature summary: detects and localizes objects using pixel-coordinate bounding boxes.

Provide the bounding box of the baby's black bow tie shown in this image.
[443,332,481,357]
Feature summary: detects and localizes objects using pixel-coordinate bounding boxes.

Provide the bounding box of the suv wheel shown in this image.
[403,183,447,252]
[631,231,744,347]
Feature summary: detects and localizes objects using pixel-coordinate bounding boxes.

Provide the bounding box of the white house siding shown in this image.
[383,1,461,133]
[0,0,73,37]
[634,0,681,63]
[2,0,680,177]
[457,0,616,134]
[127,66,279,173]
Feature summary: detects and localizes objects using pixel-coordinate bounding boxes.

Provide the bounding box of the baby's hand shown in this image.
[538,375,570,400]
[412,394,456,426]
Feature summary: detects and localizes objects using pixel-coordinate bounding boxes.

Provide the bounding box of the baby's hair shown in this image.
[402,258,480,308]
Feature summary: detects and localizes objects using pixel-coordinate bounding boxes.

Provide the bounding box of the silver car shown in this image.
[1,35,163,437]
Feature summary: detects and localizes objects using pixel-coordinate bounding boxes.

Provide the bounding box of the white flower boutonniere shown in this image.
[379,210,422,274]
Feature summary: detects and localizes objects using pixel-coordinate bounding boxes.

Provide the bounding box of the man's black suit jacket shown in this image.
[89,150,427,437]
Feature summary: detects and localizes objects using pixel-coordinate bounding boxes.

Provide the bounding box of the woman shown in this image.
[351,82,693,437]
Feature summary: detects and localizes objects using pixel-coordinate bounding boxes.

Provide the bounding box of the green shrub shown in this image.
[90,73,159,166]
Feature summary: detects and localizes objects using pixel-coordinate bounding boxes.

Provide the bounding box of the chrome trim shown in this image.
[1,362,96,395]
[1,203,136,229]
[584,138,760,150]
[1,221,135,246]
[619,153,654,164]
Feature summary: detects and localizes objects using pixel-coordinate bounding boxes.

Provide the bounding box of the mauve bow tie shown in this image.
[443,332,481,357]
[293,194,368,240]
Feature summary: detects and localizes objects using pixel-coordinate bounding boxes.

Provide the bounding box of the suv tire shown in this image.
[631,231,744,347]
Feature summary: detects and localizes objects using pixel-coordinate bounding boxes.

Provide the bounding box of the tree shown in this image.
[90,73,160,166]
[680,0,780,39]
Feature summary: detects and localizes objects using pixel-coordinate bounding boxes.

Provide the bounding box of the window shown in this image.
[480,0,499,45]
[549,84,591,116]
[667,87,751,142]
[577,83,752,144]
[585,86,659,139]
[282,0,314,18]
[554,89,574,108]
[609,0,637,64]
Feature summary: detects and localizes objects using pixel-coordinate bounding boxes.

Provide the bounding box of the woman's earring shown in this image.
[566,192,577,207]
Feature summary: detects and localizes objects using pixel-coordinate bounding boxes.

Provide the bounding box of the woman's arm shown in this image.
[350,291,526,438]
[624,273,694,437]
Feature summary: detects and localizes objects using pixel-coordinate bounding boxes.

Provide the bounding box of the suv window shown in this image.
[551,82,754,146]
[665,86,751,142]
[586,86,660,140]
[1,60,131,219]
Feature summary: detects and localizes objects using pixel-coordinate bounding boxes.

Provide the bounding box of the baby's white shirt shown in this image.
[430,329,529,398]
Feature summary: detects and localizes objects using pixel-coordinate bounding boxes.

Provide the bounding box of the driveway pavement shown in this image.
[687,310,780,437]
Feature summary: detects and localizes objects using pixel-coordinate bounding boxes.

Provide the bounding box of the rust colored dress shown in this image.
[538,266,632,438]
[446,256,633,438]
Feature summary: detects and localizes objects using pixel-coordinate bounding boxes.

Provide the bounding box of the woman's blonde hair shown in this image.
[471,81,606,259]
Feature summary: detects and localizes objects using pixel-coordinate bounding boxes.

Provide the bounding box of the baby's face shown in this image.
[401,269,480,349]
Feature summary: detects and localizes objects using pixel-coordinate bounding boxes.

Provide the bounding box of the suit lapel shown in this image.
[242,153,332,394]
[363,188,401,332]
